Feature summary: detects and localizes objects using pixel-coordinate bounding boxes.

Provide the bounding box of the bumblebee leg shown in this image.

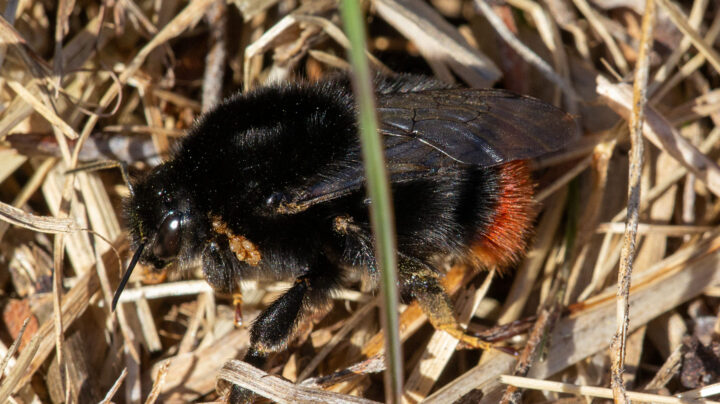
[400,258,494,351]
[201,239,246,327]
[232,292,244,326]
[230,265,339,403]
[247,275,314,358]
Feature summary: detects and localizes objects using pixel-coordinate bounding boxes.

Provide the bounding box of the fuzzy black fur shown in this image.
[122,74,573,402]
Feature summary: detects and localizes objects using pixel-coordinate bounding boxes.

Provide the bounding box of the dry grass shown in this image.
[0,0,719,402]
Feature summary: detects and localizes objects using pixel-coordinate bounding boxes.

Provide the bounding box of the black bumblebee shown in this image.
[116,74,574,401]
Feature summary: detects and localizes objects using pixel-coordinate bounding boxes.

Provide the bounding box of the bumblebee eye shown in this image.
[153,214,182,260]
[266,191,287,208]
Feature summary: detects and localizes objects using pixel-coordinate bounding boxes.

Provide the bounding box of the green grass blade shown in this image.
[339,1,403,402]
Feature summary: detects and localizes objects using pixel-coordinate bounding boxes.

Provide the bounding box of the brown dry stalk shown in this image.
[570,0,629,75]
[611,0,655,401]
[73,0,216,164]
[644,345,685,390]
[0,200,79,234]
[596,79,720,198]
[202,0,227,112]
[0,317,30,377]
[297,300,378,382]
[654,0,720,74]
[216,360,381,404]
[145,360,170,404]
[501,375,720,403]
[0,331,40,403]
[474,0,578,101]
[51,177,76,401]
[374,0,501,86]
[99,368,128,404]
[500,306,559,404]
[6,81,79,141]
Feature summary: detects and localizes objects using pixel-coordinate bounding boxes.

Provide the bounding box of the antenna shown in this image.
[111,242,146,310]
[66,160,134,196]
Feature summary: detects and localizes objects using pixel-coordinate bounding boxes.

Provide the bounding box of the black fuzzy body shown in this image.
[123,75,573,398]
[128,76,507,295]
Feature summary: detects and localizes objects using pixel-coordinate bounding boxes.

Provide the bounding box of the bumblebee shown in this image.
[116,74,574,401]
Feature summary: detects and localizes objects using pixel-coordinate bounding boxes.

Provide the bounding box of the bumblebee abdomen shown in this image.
[356,162,534,270]
[468,160,535,270]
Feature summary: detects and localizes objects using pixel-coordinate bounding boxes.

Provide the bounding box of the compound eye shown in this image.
[153,214,182,261]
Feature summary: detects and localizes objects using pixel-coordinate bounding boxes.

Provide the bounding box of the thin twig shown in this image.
[297,300,377,382]
[201,0,227,112]
[500,375,720,404]
[596,77,720,197]
[571,0,629,75]
[7,81,79,140]
[654,0,720,74]
[0,317,30,377]
[611,1,655,400]
[644,345,685,390]
[99,368,128,404]
[145,360,171,404]
[0,332,40,403]
[117,280,212,302]
[500,306,559,403]
[596,223,713,235]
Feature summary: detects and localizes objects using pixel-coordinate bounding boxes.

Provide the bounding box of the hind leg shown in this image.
[399,258,496,351]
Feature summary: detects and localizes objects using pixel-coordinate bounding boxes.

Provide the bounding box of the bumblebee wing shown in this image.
[274,88,575,214]
[378,88,574,165]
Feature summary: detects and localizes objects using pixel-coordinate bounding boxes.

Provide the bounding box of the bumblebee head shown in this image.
[114,163,195,310]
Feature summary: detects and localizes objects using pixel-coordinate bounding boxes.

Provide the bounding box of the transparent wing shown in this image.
[377,88,574,166]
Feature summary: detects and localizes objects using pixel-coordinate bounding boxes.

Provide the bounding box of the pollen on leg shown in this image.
[211,216,262,266]
[142,266,168,284]
[470,160,535,271]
